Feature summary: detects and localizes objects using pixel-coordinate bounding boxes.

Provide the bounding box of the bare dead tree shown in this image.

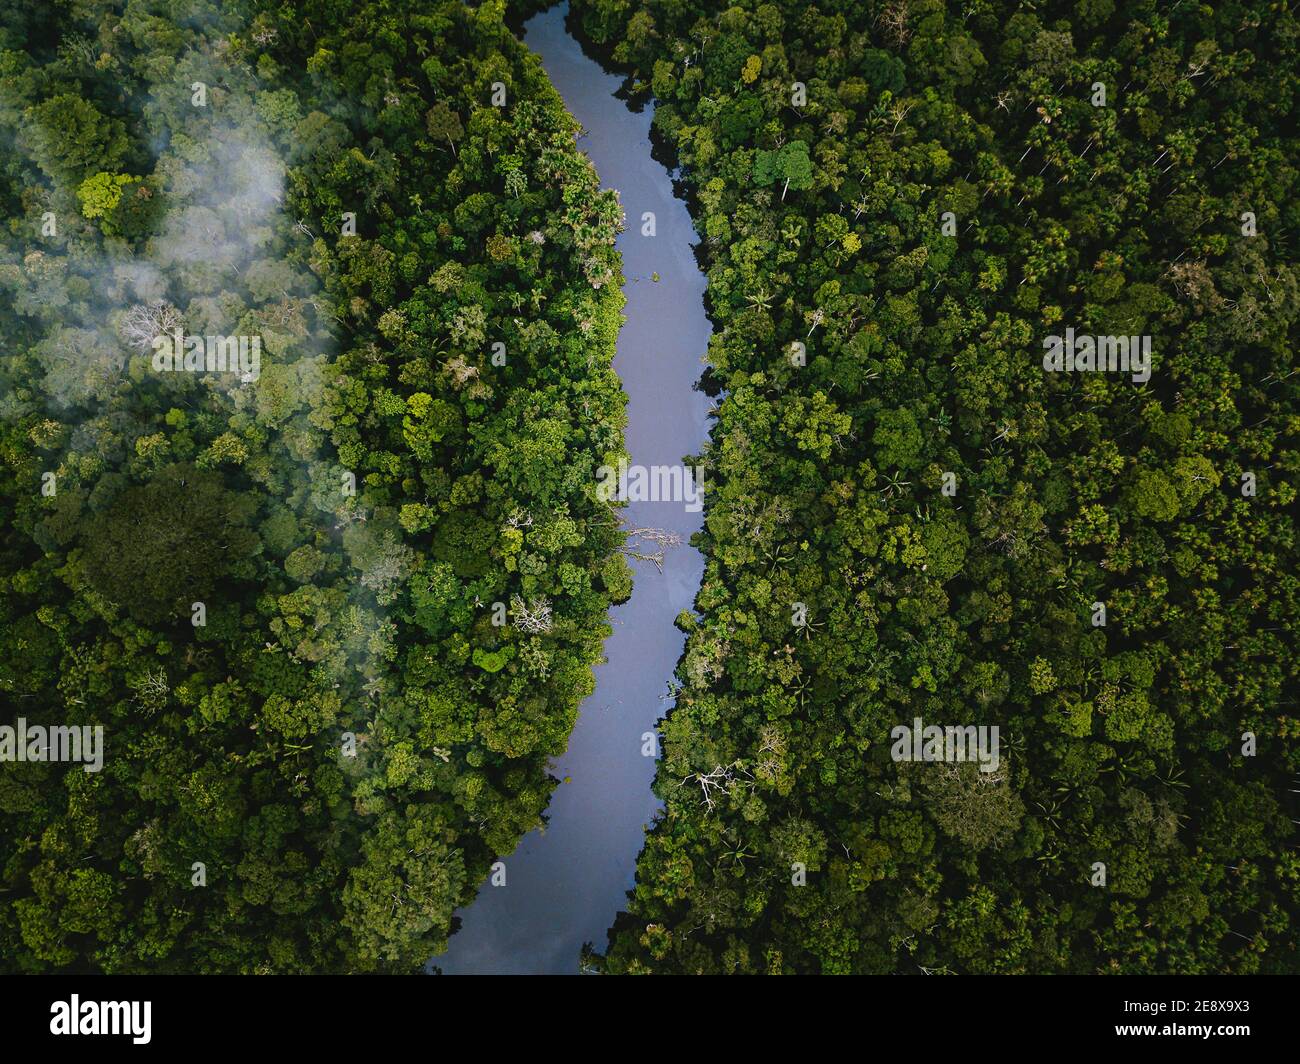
[620,527,684,573]
[120,300,183,350]
[510,595,553,634]
[442,354,480,388]
[682,760,753,810]
[877,0,912,48]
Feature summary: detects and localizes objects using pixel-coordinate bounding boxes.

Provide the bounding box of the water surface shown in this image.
[433,1,712,975]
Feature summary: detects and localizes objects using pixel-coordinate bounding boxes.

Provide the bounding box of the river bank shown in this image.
[433,1,713,974]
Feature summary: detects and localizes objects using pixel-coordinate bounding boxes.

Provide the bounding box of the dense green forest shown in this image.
[3,0,1298,977]
[0,0,630,971]
[564,0,1300,973]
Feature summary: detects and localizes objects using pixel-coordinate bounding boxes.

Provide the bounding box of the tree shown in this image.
[426,100,464,156]
[21,94,128,186]
[753,140,813,200]
[80,465,259,625]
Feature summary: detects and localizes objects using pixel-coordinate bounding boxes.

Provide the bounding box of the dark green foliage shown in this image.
[80,464,258,625]
[570,0,1300,974]
[0,0,626,972]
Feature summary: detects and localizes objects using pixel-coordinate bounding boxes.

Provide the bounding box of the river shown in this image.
[432,1,713,974]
